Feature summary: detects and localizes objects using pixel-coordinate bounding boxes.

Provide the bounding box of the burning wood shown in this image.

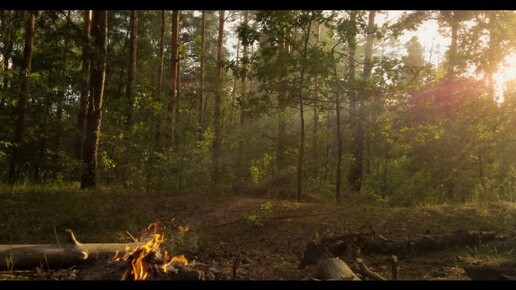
[115,222,193,280]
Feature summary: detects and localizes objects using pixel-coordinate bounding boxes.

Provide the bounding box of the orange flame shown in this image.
[118,223,189,280]
[161,254,189,273]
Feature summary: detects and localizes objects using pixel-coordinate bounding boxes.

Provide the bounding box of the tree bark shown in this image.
[237,11,249,186]
[198,11,206,136]
[126,10,138,128]
[174,12,181,148]
[335,87,342,205]
[296,18,312,202]
[349,10,375,194]
[80,10,108,189]
[212,10,225,192]
[446,15,458,80]
[54,21,69,176]
[8,11,35,184]
[154,10,166,149]
[75,10,92,162]
[167,10,179,146]
[345,12,358,195]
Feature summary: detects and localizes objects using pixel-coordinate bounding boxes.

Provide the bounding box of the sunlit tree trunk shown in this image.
[8,11,35,184]
[81,10,108,189]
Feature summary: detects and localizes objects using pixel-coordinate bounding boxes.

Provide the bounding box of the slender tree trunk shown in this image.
[54,27,69,176]
[335,88,342,204]
[174,12,182,149]
[486,11,496,97]
[324,110,331,181]
[167,10,179,146]
[80,10,108,189]
[1,11,21,93]
[237,11,249,185]
[76,10,92,162]
[212,10,225,192]
[276,30,288,175]
[312,23,321,170]
[296,19,312,202]
[154,10,166,149]
[198,11,206,135]
[8,12,35,184]
[446,17,458,81]
[349,10,375,194]
[126,10,138,128]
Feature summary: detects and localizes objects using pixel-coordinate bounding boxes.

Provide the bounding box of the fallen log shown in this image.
[0,230,142,270]
[310,258,361,280]
[464,262,516,280]
[300,229,498,267]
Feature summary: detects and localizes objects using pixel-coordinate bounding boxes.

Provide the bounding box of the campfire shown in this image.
[114,222,191,280]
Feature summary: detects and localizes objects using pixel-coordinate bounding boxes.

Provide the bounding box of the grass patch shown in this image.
[0,184,163,244]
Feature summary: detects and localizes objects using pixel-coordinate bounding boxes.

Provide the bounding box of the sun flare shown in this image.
[494,53,516,102]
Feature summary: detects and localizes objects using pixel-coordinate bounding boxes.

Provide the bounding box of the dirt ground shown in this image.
[2,193,516,280]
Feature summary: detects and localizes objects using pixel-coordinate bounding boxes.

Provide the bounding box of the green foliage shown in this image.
[246,201,274,228]
[246,215,263,228]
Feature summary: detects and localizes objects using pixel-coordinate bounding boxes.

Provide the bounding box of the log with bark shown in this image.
[0,230,142,270]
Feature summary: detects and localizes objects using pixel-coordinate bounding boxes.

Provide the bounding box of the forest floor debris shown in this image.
[1,191,516,280]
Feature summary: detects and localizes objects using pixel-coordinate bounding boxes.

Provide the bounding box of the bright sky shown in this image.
[378,11,516,101]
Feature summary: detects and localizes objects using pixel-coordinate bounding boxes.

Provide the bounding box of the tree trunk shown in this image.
[8,11,35,184]
[174,12,181,148]
[349,10,375,194]
[276,29,288,177]
[237,11,249,186]
[126,10,138,128]
[167,10,179,146]
[1,11,21,93]
[335,88,342,205]
[54,27,69,176]
[212,10,225,192]
[154,10,166,149]
[198,11,206,136]
[312,23,321,170]
[296,19,312,202]
[345,12,358,195]
[486,11,496,97]
[446,17,458,80]
[75,10,92,162]
[80,10,108,189]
